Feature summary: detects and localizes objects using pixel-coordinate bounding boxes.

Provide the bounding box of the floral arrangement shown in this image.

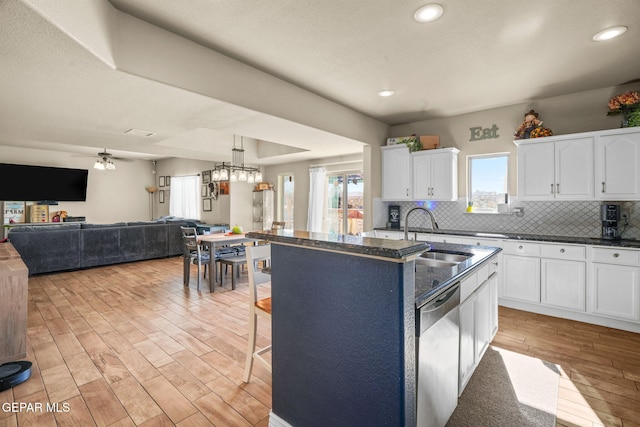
[529,127,553,138]
[607,91,640,127]
[607,91,640,113]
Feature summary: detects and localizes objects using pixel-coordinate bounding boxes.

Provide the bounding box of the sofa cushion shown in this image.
[80,226,124,268]
[9,223,82,232]
[81,222,127,229]
[9,227,81,274]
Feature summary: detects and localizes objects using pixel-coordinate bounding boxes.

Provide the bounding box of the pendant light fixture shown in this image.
[211,136,262,183]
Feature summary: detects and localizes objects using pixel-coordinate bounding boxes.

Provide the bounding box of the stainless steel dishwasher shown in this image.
[416,284,460,427]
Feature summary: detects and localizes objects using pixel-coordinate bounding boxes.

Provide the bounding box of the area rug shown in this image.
[446,346,560,427]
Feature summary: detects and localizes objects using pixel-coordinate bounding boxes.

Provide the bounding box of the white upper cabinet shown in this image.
[516,128,640,201]
[595,129,640,200]
[381,145,411,200]
[412,148,459,201]
[517,137,594,200]
[381,145,458,201]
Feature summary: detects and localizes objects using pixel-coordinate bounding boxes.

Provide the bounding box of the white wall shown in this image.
[0,146,153,223]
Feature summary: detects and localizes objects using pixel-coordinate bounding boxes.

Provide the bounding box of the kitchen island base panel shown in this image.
[270,244,416,427]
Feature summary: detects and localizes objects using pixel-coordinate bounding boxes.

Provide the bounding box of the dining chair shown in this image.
[271,221,286,230]
[243,243,272,383]
[181,226,210,291]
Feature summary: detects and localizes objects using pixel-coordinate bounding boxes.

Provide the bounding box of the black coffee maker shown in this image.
[601,204,621,240]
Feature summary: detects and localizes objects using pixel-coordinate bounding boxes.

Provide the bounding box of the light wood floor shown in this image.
[494,307,640,427]
[1,257,639,426]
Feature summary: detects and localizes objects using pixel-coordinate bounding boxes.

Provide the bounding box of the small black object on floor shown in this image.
[0,361,32,391]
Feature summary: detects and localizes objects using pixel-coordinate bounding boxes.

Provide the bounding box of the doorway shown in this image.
[325,172,364,235]
[277,174,294,229]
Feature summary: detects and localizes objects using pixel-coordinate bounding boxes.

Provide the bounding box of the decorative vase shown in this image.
[622,108,640,128]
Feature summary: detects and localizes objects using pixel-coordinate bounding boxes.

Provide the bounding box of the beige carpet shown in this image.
[446,346,560,427]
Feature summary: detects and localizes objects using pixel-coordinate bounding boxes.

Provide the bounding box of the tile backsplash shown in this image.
[373,199,640,240]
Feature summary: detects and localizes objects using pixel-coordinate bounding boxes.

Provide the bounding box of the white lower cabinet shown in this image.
[502,254,540,303]
[459,293,476,393]
[458,264,497,395]
[589,262,640,322]
[475,280,492,361]
[541,258,586,311]
[489,273,499,336]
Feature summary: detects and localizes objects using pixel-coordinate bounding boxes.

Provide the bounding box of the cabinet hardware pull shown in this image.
[613,253,620,258]
[550,183,554,194]
[518,245,523,250]
[556,183,560,193]
[560,248,565,253]
[601,182,606,193]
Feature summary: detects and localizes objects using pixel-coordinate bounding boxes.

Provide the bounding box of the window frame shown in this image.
[466,152,510,213]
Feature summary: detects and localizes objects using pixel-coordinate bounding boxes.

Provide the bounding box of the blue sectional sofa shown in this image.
[8,219,193,275]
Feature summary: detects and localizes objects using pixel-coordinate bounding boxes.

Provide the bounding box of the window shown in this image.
[277,174,295,229]
[467,154,509,213]
[169,175,200,219]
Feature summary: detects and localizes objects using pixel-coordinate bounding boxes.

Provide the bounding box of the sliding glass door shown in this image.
[324,172,364,235]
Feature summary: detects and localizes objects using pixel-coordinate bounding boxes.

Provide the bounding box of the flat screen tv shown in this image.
[0,163,89,202]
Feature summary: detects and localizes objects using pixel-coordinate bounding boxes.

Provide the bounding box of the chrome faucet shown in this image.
[404,207,439,240]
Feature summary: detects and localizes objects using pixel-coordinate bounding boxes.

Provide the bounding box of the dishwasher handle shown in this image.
[419,284,460,334]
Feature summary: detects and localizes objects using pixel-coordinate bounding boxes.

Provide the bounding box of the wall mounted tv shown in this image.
[0,163,89,202]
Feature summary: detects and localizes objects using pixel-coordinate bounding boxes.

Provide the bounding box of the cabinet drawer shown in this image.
[502,240,541,256]
[429,235,463,244]
[591,247,640,266]
[460,264,490,302]
[458,237,501,248]
[540,243,586,260]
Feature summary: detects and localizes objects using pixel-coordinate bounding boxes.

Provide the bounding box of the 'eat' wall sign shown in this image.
[469,124,499,141]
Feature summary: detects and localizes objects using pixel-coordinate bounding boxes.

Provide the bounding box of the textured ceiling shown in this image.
[1,0,639,164]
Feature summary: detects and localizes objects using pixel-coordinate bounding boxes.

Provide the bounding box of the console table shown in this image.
[0,243,28,363]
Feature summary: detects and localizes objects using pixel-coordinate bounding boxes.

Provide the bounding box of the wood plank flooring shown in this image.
[494,307,640,427]
[0,256,638,426]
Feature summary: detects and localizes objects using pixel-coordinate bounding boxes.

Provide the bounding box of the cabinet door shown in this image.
[595,131,640,200]
[589,263,640,322]
[502,254,540,302]
[429,152,457,201]
[517,142,555,200]
[458,294,476,394]
[412,151,432,199]
[489,273,499,337]
[541,258,586,311]
[382,145,411,200]
[475,280,492,362]
[555,137,594,199]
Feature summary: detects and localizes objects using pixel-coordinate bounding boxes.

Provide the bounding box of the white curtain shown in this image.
[307,166,326,232]
[170,175,200,219]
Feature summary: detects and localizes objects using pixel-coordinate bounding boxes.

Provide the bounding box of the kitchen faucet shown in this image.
[404,207,439,240]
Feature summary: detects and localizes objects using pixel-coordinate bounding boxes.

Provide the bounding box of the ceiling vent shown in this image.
[125,128,155,137]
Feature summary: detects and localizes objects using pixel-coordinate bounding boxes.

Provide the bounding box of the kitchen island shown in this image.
[246,230,500,427]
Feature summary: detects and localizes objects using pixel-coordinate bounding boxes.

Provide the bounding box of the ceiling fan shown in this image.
[93,149,131,170]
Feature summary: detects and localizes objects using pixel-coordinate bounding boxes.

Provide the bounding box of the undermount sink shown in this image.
[416,251,473,269]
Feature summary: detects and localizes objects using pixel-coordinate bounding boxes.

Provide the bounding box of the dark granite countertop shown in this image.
[413,242,501,308]
[247,229,501,309]
[246,230,429,259]
[377,227,640,249]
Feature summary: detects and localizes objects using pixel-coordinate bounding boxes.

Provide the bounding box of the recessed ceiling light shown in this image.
[414,4,444,23]
[592,26,628,41]
[125,128,155,137]
[378,90,395,97]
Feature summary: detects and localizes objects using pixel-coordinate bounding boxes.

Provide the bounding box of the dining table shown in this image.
[197,232,257,291]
